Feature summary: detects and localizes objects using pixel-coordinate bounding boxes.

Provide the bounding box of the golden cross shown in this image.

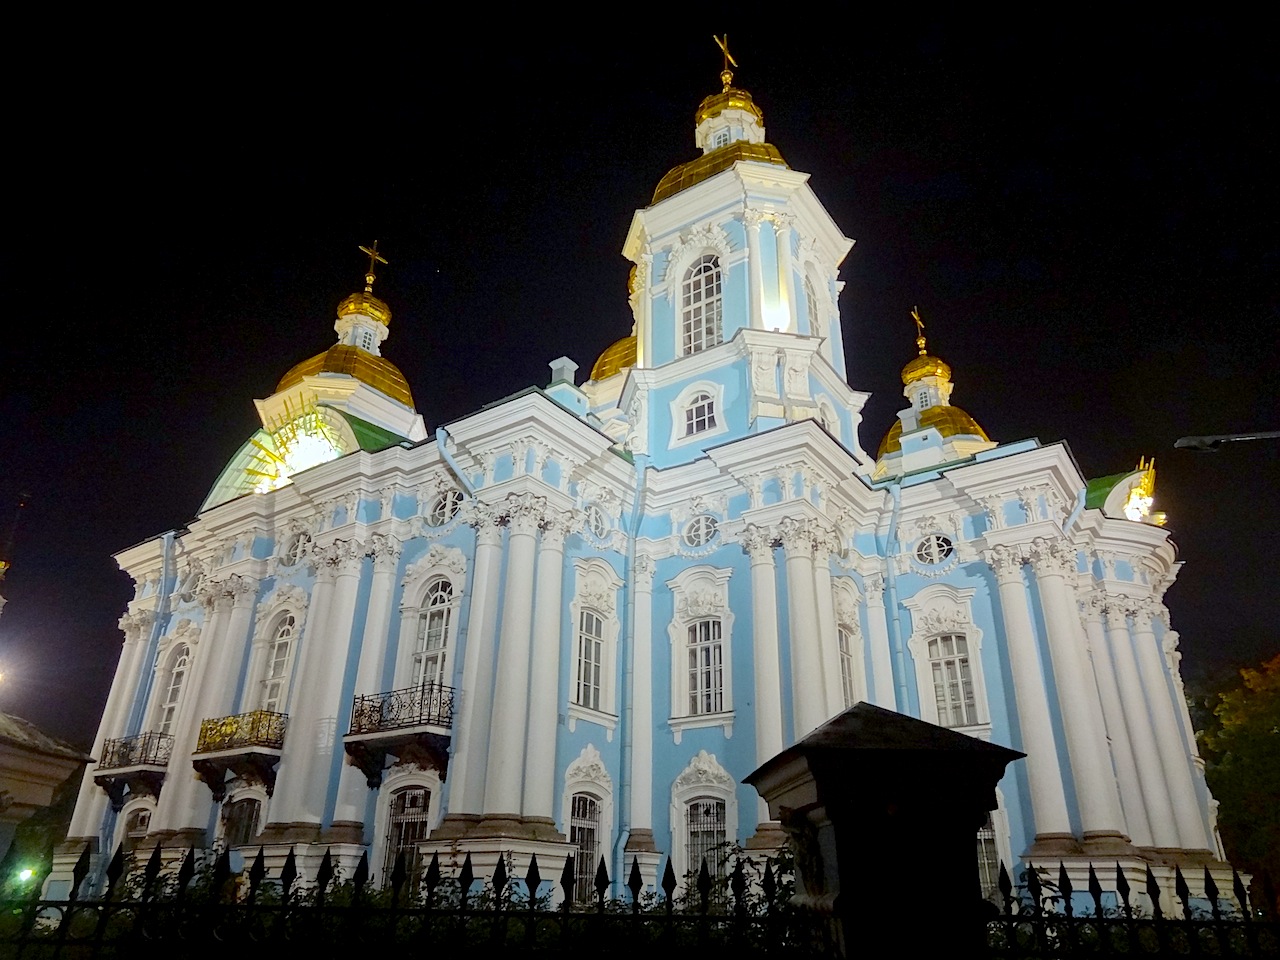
[714,35,737,91]
[911,306,928,353]
[359,241,388,291]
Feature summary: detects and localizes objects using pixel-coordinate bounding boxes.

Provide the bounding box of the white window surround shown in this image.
[115,797,155,851]
[151,643,191,736]
[371,763,442,886]
[561,743,614,887]
[666,566,735,743]
[218,783,269,848]
[668,380,729,449]
[669,750,738,886]
[245,586,308,714]
[568,559,623,738]
[833,578,867,708]
[902,583,991,738]
[817,397,839,438]
[397,545,467,690]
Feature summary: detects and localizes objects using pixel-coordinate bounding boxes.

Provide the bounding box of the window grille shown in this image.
[224,798,261,847]
[261,616,294,712]
[915,534,954,565]
[426,491,463,527]
[928,633,978,727]
[684,393,716,436]
[681,256,723,355]
[687,619,724,715]
[584,504,608,539]
[977,812,1000,901]
[385,786,431,887]
[575,611,604,711]
[413,580,452,687]
[711,129,730,149]
[686,797,727,882]
[569,793,601,904]
[682,515,718,547]
[838,625,856,709]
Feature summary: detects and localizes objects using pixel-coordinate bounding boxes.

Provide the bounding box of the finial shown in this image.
[358,241,388,293]
[714,35,738,92]
[911,306,928,355]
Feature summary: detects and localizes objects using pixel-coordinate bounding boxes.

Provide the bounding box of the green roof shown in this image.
[1085,471,1135,510]
[332,410,408,452]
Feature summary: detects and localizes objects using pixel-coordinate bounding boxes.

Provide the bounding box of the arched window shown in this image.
[261,615,295,712]
[413,579,453,688]
[928,634,977,728]
[805,276,823,338]
[384,785,432,885]
[686,797,728,883]
[670,750,737,888]
[681,255,723,355]
[224,797,262,847]
[569,792,602,904]
[155,644,190,735]
[838,625,857,710]
[684,393,717,437]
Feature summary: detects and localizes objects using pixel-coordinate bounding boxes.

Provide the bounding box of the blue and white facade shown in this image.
[54,76,1227,900]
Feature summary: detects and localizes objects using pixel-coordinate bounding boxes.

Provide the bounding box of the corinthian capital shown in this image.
[742,208,769,229]
[1131,599,1159,631]
[983,543,1025,585]
[504,492,548,536]
[465,500,504,547]
[228,574,259,606]
[369,534,403,573]
[1027,537,1077,578]
[633,553,655,590]
[538,510,572,550]
[740,524,776,562]
[776,517,814,558]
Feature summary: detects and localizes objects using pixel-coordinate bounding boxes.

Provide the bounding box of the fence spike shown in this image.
[390,850,407,903]
[731,859,748,915]
[104,843,125,898]
[1232,869,1250,919]
[628,856,643,910]
[493,853,508,900]
[458,853,474,908]
[425,851,441,904]
[1204,867,1221,921]
[560,853,575,908]
[316,848,334,900]
[763,859,777,905]
[212,848,231,899]
[998,862,1013,915]
[143,843,163,899]
[280,847,298,902]
[247,847,266,903]
[525,853,542,903]
[662,858,677,914]
[594,855,610,911]
[1116,863,1132,918]
[1026,866,1043,915]
[70,844,91,902]
[353,850,369,896]
[1145,866,1163,920]
[175,846,196,898]
[697,857,712,914]
[1175,865,1191,921]
[1087,863,1104,918]
[1058,862,1074,917]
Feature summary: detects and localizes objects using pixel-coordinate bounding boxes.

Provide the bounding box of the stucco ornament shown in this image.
[673,750,733,791]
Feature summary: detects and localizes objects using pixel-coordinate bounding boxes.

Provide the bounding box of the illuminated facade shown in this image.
[53,66,1227,901]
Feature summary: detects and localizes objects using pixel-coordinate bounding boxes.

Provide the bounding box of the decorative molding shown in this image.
[672,749,733,792]
[983,544,1025,585]
[1028,537,1077,578]
[565,743,611,792]
[254,584,309,632]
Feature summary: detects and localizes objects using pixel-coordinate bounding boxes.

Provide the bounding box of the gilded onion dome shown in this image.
[591,335,637,380]
[276,346,414,407]
[877,406,990,457]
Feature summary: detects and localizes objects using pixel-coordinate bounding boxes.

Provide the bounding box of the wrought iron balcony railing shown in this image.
[98,732,174,770]
[349,682,455,735]
[195,710,287,754]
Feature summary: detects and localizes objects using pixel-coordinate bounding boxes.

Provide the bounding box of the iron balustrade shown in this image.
[98,732,174,769]
[195,710,287,754]
[349,682,456,735]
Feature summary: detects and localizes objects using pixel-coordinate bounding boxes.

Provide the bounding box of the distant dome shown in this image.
[591,335,637,381]
[877,405,990,458]
[901,353,952,385]
[276,345,415,408]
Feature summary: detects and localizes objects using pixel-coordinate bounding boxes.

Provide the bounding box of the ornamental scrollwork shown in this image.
[673,749,733,791]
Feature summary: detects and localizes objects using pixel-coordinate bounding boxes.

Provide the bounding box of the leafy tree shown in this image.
[1199,653,1280,916]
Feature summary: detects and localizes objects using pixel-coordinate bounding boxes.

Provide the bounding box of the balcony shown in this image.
[93,732,174,810]
[343,683,455,788]
[191,710,287,801]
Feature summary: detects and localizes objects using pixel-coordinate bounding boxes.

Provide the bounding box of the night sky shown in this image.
[1,19,1275,749]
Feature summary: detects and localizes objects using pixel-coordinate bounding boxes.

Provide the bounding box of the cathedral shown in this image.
[51,58,1228,902]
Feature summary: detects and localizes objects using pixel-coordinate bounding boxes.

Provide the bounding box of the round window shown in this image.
[584,504,608,539]
[683,515,719,547]
[285,532,312,565]
[426,491,463,527]
[915,534,954,565]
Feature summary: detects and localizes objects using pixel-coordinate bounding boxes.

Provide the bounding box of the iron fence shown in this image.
[194,710,287,753]
[349,682,455,734]
[97,732,173,770]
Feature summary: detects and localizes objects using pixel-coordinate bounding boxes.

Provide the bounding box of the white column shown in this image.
[773,214,796,330]
[522,513,568,820]
[1028,538,1128,844]
[743,526,784,823]
[484,494,544,815]
[1103,602,1179,848]
[779,518,825,739]
[1133,601,1212,851]
[862,574,896,709]
[744,210,765,330]
[334,536,402,824]
[1082,594,1152,847]
[983,545,1073,842]
[627,555,656,835]
[447,504,503,815]
[812,534,844,720]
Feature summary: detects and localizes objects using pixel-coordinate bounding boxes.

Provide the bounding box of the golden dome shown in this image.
[876,405,990,458]
[276,345,415,408]
[695,86,764,125]
[337,290,391,326]
[591,335,637,381]
[653,141,788,204]
[901,353,952,385]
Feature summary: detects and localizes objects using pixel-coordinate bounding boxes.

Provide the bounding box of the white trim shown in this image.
[832,578,867,708]
[114,796,156,852]
[217,783,269,847]
[666,566,735,741]
[372,764,442,886]
[567,559,623,738]
[668,380,729,449]
[669,750,738,886]
[396,546,466,689]
[561,743,614,897]
[903,583,991,737]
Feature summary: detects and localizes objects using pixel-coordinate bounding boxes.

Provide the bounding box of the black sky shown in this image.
[1,17,1276,748]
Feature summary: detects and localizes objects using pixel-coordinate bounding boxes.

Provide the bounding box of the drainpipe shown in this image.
[1062,486,1086,535]
[614,452,649,891]
[435,427,477,496]
[883,483,910,711]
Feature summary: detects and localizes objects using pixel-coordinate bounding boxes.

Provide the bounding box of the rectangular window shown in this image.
[576,611,604,711]
[570,793,601,904]
[928,634,977,726]
[686,798,727,881]
[687,619,724,715]
[385,787,431,888]
[976,812,1000,900]
[838,626,856,709]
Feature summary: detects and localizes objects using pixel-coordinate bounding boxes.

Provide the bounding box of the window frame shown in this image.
[567,559,623,736]
[669,749,738,888]
[396,547,467,693]
[680,254,724,356]
[668,381,729,449]
[903,584,990,736]
[666,566,735,742]
[151,642,191,736]
[561,743,613,901]
[372,765,442,888]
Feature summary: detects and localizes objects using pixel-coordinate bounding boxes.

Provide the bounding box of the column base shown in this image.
[257,821,322,845]
[1025,833,1084,857]
[431,813,566,843]
[624,828,659,853]
[622,834,665,894]
[323,821,367,845]
[145,827,209,849]
[1080,831,1138,857]
[744,821,788,854]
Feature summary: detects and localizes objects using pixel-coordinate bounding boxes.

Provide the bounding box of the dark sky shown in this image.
[1,18,1276,748]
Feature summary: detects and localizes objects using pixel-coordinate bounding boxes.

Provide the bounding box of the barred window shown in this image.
[687,619,724,715]
[413,580,453,688]
[385,786,431,888]
[977,812,1000,901]
[570,793,602,904]
[681,255,723,355]
[684,393,716,437]
[575,611,605,711]
[686,797,727,882]
[224,797,261,847]
[928,634,978,727]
